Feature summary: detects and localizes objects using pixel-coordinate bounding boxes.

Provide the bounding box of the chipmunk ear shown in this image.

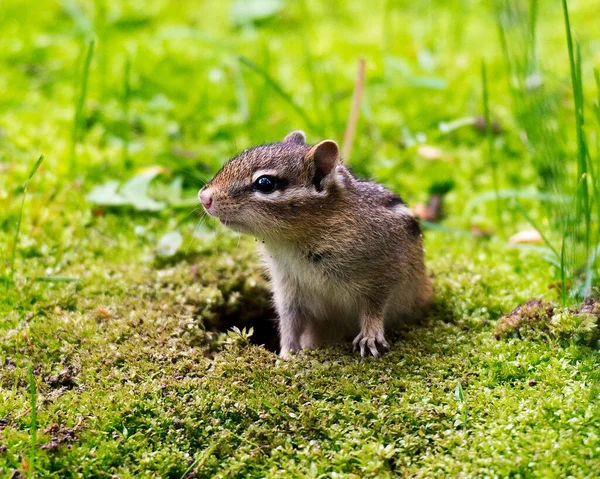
[305,140,339,192]
[283,130,307,145]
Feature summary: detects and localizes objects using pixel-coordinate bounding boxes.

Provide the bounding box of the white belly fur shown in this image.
[263,245,371,343]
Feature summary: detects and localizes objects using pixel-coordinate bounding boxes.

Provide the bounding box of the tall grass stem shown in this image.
[9,155,44,285]
[238,56,317,133]
[342,58,366,164]
[69,39,95,177]
[481,59,503,234]
[122,55,131,170]
[562,0,590,258]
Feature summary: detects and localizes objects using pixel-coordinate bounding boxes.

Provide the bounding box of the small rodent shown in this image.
[199,131,432,358]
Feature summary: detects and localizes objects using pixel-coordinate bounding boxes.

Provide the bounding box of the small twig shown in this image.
[342,58,366,163]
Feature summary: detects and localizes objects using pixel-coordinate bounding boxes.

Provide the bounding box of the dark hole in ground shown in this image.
[155,258,281,353]
[203,274,460,356]
[248,312,280,353]
[206,292,280,353]
[210,290,464,355]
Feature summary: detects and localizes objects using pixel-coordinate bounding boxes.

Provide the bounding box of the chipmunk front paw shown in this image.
[279,345,301,359]
[352,331,390,358]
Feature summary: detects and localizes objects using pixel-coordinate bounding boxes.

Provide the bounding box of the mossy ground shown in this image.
[1,1,599,477]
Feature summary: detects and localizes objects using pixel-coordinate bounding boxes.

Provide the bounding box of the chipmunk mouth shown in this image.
[220,218,238,226]
[204,204,250,232]
[219,217,248,231]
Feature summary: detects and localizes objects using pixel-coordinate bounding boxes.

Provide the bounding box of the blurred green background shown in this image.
[0,1,598,222]
[1,1,598,271]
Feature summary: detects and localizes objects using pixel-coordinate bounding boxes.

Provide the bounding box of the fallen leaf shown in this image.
[508,230,542,245]
[470,225,494,238]
[417,145,448,160]
[94,307,111,320]
[86,170,166,211]
[137,165,166,176]
[231,0,283,26]
[156,231,183,257]
[21,453,29,473]
[119,171,166,211]
[85,181,126,206]
[153,176,197,208]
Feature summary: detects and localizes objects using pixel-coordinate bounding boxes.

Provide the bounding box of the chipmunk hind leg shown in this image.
[384,272,433,327]
[417,274,433,310]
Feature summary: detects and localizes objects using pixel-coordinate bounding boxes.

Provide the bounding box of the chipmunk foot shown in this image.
[352,331,390,358]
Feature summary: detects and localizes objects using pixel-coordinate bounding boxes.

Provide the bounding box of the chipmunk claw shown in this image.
[352,331,390,358]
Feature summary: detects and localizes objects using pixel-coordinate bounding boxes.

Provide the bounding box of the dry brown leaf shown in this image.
[417,145,448,160]
[94,307,111,320]
[471,225,494,238]
[508,230,542,245]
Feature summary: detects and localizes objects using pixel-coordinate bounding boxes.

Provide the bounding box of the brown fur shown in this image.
[200,131,432,358]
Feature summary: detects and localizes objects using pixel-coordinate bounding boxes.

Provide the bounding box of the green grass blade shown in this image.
[238,56,318,134]
[454,381,465,403]
[562,0,590,258]
[9,155,44,284]
[582,243,600,299]
[454,381,467,429]
[27,155,44,181]
[34,276,80,283]
[122,54,131,169]
[420,221,474,236]
[481,59,503,234]
[299,0,325,134]
[69,39,95,176]
[560,235,567,306]
[260,398,290,421]
[495,8,513,95]
[465,189,567,217]
[232,61,249,122]
[527,0,538,75]
[594,68,600,124]
[0,246,5,280]
[514,200,559,260]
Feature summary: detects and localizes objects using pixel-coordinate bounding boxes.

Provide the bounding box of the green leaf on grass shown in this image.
[156,231,183,257]
[86,170,167,211]
[119,171,167,211]
[231,0,284,26]
[454,381,466,403]
[86,181,127,206]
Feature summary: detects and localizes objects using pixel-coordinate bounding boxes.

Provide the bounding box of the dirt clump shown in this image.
[496,298,599,344]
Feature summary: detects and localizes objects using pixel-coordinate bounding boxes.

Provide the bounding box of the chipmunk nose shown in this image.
[199,190,213,210]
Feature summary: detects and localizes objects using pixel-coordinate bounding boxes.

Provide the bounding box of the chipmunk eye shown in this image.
[253,175,278,194]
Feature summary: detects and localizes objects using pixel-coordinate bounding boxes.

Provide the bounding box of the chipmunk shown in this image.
[199,131,432,358]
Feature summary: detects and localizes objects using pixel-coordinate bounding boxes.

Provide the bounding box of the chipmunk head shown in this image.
[199,131,343,240]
